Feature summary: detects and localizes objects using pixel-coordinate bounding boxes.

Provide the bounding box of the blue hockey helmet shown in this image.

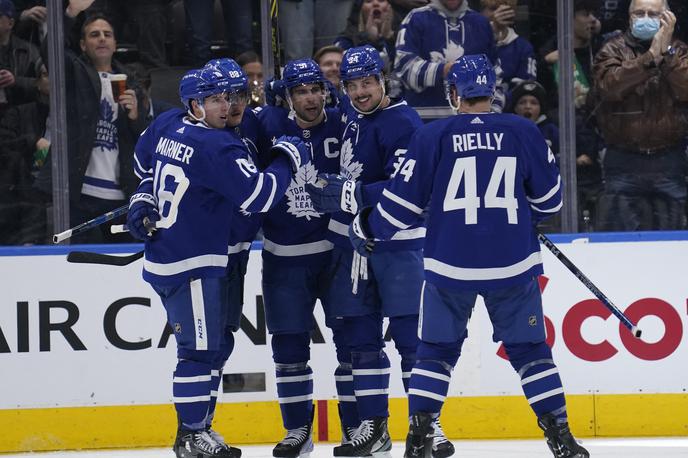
[283,58,326,89]
[446,54,496,99]
[204,58,249,93]
[339,45,384,83]
[179,68,222,109]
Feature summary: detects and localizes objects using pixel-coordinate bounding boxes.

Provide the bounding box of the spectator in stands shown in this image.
[480,0,536,92]
[509,80,558,157]
[36,0,147,243]
[184,0,254,66]
[335,0,400,63]
[279,0,354,61]
[0,58,49,244]
[0,0,41,109]
[127,62,175,121]
[538,0,602,112]
[237,50,265,107]
[13,0,47,45]
[598,0,687,42]
[314,44,343,89]
[594,0,688,231]
[394,0,504,121]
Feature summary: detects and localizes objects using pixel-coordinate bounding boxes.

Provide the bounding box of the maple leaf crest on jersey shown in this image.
[287,161,321,221]
[340,138,363,181]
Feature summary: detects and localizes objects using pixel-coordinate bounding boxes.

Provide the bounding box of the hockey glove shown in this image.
[305,173,362,214]
[349,207,375,257]
[271,135,312,173]
[264,77,287,108]
[126,193,160,241]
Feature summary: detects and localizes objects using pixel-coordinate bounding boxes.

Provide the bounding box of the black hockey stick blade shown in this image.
[67,250,144,266]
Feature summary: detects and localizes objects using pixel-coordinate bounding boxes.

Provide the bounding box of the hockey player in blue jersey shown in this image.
[252,58,345,458]
[126,66,312,458]
[305,46,454,458]
[348,54,589,458]
[199,58,266,447]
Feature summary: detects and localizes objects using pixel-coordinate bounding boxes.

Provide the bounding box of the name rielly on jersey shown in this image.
[453,132,504,153]
[155,136,195,164]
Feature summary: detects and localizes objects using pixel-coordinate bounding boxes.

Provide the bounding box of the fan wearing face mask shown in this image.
[593,0,688,232]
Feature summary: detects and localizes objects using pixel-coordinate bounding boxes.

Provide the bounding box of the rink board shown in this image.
[1,232,687,452]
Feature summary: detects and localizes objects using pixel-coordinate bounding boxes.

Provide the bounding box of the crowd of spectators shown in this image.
[0,0,685,245]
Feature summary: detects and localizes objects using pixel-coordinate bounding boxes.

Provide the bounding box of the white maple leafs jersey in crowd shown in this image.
[132,108,293,285]
[328,99,425,251]
[367,112,562,291]
[256,106,343,265]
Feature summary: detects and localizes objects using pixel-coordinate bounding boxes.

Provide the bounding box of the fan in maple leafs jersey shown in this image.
[393,0,505,121]
[254,59,346,458]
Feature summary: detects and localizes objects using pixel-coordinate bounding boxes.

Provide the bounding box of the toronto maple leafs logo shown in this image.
[340,137,363,181]
[286,161,321,220]
[94,97,118,150]
[429,41,464,64]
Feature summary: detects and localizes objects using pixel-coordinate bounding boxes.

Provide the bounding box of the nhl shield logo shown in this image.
[174,323,182,333]
[528,315,537,326]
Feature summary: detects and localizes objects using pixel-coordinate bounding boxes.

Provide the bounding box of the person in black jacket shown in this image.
[36,0,148,243]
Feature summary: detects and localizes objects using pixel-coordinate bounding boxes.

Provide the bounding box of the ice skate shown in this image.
[538,414,590,458]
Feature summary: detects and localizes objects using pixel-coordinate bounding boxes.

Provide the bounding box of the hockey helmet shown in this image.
[446,54,496,99]
[179,68,223,109]
[283,58,326,89]
[204,58,249,93]
[339,45,384,83]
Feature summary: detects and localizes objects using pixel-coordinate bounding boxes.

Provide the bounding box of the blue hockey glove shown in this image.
[264,77,287,108]
[349,207,375,257]
[126,193,160,241]
[305,173,362,214]
[271,135,312,173]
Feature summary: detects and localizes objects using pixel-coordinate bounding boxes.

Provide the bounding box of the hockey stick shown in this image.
[538,232,642,339]
[52,204,128,243]
[66,250,144,266]
[270,0,282,79]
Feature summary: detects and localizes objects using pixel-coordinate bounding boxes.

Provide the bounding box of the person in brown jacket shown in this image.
[593,0,688,231]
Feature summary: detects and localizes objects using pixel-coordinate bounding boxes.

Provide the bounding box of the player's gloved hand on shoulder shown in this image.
[349,207,375,257]
[271,135,312,173]
[126,193,160,241]
[264,77,287,108]
[305,173,362,214]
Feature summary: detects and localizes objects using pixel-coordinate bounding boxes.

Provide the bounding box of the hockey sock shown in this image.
[505,341,567,423]
[275,362,314,429]
[335,362,358,428]
[352,350,391,419]
[206,333,234,428]
[408,360,451,415]
[174,356,213,431]
[331,322,359,428]
[408,340,462,415]
[388,314,420,392]
[272,333,313,429]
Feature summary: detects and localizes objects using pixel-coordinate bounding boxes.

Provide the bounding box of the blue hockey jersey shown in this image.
[132,109,293,285]
[496,28,537,90]
[256,106,343,265]
[328,99,425,251]
[394,3,504,120]
[226,108,265,265]
[367,112,562,291]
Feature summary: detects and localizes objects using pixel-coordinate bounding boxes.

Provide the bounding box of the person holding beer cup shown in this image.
[109,73,138,120]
